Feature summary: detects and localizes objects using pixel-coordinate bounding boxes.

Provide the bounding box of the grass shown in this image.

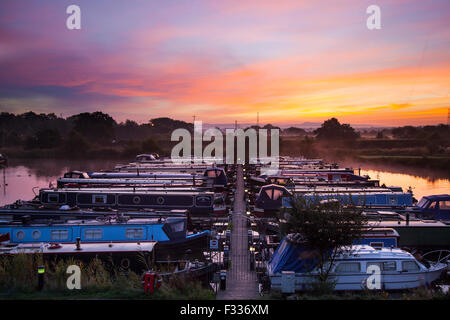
[0,254,215,300]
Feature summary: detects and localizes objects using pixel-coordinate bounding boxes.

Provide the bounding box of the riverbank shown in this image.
[0,146,168,160]
[0,254,214,300]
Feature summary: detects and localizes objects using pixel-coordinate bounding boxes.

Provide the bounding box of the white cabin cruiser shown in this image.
[268,241,447,292]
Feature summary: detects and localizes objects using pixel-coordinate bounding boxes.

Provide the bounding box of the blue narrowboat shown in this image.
[252,184,413,216]
[0,216,209,259]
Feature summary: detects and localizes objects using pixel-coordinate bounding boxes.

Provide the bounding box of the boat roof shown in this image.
[421,194,450,201]
[1,241,157,254]
[1,217,184,227]
[362,228,400,237]
[40,188,215,195]
[335,245,414,261]
[370,220,449,227]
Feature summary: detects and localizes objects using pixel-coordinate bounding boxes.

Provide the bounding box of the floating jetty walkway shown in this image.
[216,165,260,300]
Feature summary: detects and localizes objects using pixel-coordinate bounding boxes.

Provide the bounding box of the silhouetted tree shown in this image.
[35,129,61,148]
[141,137,161,154]
[279,195,367,290]
[63,130,90,155]
[68,111,116,144]
[314,118,359,141]
[283,127,307,136]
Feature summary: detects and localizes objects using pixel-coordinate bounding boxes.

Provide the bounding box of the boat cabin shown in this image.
[411,194,450,220]
[268,242,446,292]
[39,188,216,216]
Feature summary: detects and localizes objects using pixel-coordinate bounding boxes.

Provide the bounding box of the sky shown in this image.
[0,0,449,126]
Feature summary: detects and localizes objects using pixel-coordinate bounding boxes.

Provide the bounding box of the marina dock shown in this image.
[217,165,259,300]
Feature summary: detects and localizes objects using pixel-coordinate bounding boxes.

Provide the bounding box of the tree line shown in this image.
[0,112,447,156]
[0,111,195,154]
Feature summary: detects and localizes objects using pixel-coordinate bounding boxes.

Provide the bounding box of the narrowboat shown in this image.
[264,175,379,188]
[0,202,188,221]
[0,241,157,273]
[60,167,228,188]
[252,185,413,216]
[57,176,212,189]
[38,188,218,216]
[267,239,446,292]
[370,219,450,251]
[0,216,210,259]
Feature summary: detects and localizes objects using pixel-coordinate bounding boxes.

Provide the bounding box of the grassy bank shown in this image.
[0,254,214,300]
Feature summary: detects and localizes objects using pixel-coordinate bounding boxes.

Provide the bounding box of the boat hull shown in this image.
[269,265,447,291]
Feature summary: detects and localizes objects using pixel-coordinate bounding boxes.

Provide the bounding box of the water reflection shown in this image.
[336,159,449,200]
[360,169,449,201]
[0,158,448,206]
[0,159,122,206]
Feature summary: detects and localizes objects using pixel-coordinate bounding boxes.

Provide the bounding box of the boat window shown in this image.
[214,197,225,205]
[335,262,360,273]
[125,228,144,239]
[15,230,25,240]
[439,201,450,210]
[92,195,107,204]
[272,189,283,200]
[382,261,397,271]
[171,221,185,233]
[388,197,397,205]
[428,201,437,209]
[402,261,420,272]
[50,230,69,241]
[84,229,103,240]
[48,193,59,203]
[417,198,430,208]
[207,170,217,178]
[32,230,41,240]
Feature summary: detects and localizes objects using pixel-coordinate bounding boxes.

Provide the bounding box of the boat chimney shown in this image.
[75,237,82,250]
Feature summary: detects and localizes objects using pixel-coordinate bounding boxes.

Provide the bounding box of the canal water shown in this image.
[0,159,121,206]
[0,158,449,206]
